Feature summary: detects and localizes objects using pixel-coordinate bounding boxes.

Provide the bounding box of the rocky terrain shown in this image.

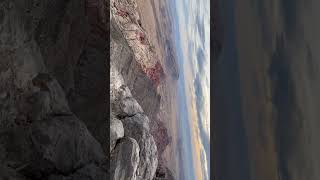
[110,0,174,180]
[133,0,180,178]
[0,0,173,179]
[0,0,108,179]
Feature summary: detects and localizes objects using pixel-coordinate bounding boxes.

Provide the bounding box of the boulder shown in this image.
[113,95,144,118]
[29,115,106,175]
[111,137,140,180]
[122,114,158,180]
[110,115,124,152]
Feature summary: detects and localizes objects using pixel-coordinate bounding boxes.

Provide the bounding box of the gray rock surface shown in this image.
[110,72,158,180]
[110,17,161,121]
[110,115,124,152]
[113,88,144,118]
[110,3,159,179]
[111,137,140,180]
[122,114,158,180]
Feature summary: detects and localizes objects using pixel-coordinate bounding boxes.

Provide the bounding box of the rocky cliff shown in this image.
[110,0,175,179]
[0,0,171,179]
[0,0,108,179]
[110,66,158,180]
[110,0,163,121]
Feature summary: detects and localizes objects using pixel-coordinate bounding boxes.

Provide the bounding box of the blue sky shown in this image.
[169,0,210,179]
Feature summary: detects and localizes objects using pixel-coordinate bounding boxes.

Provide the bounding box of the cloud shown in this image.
[173,0,210,179]
[196,47,206,72]
[200,149,210,180]
[193,72,210,180]
[196,15,206,45]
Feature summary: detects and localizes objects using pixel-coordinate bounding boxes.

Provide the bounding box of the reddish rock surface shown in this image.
[150,115,172,157]
[145,62,165,88]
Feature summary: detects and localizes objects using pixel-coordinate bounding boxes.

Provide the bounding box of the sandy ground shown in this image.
[135,0,179,178]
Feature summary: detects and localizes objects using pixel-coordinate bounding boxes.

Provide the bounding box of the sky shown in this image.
[169,0,210,179]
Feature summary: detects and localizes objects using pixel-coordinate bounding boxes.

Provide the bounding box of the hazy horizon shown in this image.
[170,0,210,179]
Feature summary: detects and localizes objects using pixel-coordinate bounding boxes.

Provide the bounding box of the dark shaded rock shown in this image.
[30,115,105,174]
[48,164,107,180]
[111,137,140,180]
[0,0,109,178]
[0,165,26,180]
[0,114,106,179]
[153,165,175,180]
[26,90,51,121]
[68,163,108,180]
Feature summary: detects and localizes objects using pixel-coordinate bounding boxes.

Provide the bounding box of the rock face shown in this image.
[30,116,105,174]
[48,164,108,180]
[110,4,160,178]
[110,0,161,121]
[110,137,140,180]
[122,114,158,179]
[110,64,158,180]
[110,115,124,152]
[0,0,108,179]
[0,165,27,180]
[151,118,172,158]
[153,166,175,180]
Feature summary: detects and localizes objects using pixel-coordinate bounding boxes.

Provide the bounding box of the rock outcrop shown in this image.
[151,117,172,158]
[153,165,175,180]
[110,0,162,121]
[111,137,140,180]
[110,2,161,177]
[110,115,125,152]
[121,114,158,179]
[0,0,108,179]
[110,62,158,180]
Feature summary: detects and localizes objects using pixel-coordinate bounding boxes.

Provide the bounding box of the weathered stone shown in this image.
[0,0,109,179]
[110,16,161,121]
[150,118,171,158]
[110,115,124,152]
[48,164,107,180]
[30,115,105,174]
[26,90,51,121]
[69,163,108,180]
[114,96,144,118]
[111,137,140,180]
[122,114,158,180]
[0,165,26,180]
